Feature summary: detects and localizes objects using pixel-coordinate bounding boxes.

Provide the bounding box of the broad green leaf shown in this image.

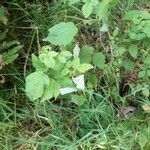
[41,79,60,102]
[25,71,49,100]
[124,10,150,23]
[44,22,78,46]
[32,54,47,71]
[80,45,94,63]
[96,0,111,20]
[128,44,138,59]
[93,52,106,69]
[82,2,93,18]
[77,63,93,73]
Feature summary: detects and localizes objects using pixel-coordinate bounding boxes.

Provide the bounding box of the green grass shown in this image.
[0,0,150,150]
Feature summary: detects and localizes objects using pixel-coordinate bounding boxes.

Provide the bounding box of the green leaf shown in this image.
[80,45,94,63]
[60,50,72,58]
[62,67,70,76]
[144,56,150,65]
[44,22,78,46]
[69,0,80,5]
[72,57,80,69]
[93,52,106,69]
[82,2,93,18]
[142,88,150,97]
[96,0,111,20]
[138,71,146,78]
[124,10,150,23]
[128,44,138,59]
[58,54,67,63]
[39,53,55,68]
[77,63,93,73]
[71,94,87,106]
[25,71,49,101]
[41,79,60,102]
[122,60,135,71]
[32,54,47,71]
[114,47,126,57]
[143,21,150,37]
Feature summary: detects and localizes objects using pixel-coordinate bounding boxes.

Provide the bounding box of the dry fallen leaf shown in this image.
[0,54,5,70]
[142,105,150,111]
[117,106,136,118]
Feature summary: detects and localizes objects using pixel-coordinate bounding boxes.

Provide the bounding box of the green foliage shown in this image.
[93,52,106,69]
[44,22,78,46]
[124,10,150,40]
[25,44,93,102]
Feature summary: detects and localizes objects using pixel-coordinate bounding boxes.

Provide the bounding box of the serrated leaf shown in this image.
[82,2,93,18]
[80,45,94,63]
[93,52,106,69]
[44,22,78,46]
[77,63,93,73]
[25,71,49,101]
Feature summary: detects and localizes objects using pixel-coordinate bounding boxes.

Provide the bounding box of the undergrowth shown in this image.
[0,0,150,150]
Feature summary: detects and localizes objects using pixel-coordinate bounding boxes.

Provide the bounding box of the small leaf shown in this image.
[80,45,94,63]
[93,52,106,69]
[62,67,70,76]
[32,54,47,71]
[122,60,135,71]
[44,22,78,46]
[77,63,93,73]
[60,50,72,58]
[25,71,49,100]
[82,2,93,18]
[128,44,138,59]
[71,94,87,106]
[138,71,146,78]
[142,88,150,97]
[39,53,55,68]
[58,54,67,63]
